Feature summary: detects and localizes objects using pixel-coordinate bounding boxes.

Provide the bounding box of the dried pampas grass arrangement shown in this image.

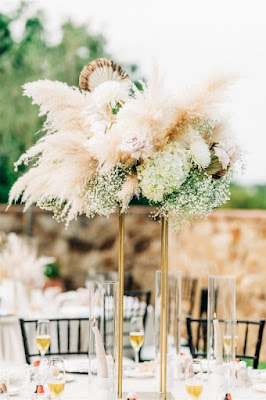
[9,58,244,229]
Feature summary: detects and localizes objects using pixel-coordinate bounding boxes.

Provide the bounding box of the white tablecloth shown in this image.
[10,374,266,400]
[0,316,26,363]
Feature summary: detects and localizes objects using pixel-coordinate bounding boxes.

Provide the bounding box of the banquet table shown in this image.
[7,374,266,400]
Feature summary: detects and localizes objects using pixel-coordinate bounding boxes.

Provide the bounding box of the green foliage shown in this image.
[0,2,135,203]
[44,262,61,279]
[222,184,266,209]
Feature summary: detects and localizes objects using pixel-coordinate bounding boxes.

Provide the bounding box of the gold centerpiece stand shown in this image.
[117,212,174,400]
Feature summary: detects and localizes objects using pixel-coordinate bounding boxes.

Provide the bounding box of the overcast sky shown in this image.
[1,0,266,184]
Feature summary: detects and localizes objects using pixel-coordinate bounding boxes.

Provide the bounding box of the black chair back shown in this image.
[182,277,198,316]
[186,317,265,368]
[20,318,89,364]
[186,317,208,358]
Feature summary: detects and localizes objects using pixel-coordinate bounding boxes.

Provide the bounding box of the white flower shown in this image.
[82,104,113,135]
[190,140,211,169]
[214,141,237,169]
[119,133,153,160]
[92,81,130,108]
[137,143,191,202]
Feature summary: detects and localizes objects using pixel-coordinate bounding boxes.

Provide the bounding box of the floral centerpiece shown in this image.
[0,232,54,287]
[9,58,243,229]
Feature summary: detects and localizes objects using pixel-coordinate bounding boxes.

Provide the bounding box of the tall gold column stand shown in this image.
[159,217,165,393]
[163,217,169,400]
[159,215,173,400]
[118,209,125,399]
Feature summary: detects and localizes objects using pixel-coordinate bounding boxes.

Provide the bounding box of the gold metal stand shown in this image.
[159,217,165,393]
[118,209,125,399]
[159,215,169,400]
[117,212,174,400]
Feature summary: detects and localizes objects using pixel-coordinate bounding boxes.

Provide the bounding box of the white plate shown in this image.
[252,383,266,392]
[65,359,89,374]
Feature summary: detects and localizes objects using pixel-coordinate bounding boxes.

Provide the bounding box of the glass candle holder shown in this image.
[87,281,118,400]
[207,275,236,396]
[155,270,182,360]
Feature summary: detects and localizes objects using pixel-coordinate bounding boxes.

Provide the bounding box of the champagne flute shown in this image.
[47,357,65,400]
[36,319,51,357]
[129,316,144,370]
[223,322,238,357]
[185,359,204,399]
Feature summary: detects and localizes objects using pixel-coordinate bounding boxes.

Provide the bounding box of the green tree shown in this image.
[0,2,130,203]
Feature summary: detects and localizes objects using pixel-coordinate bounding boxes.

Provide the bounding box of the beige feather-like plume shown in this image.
[23,80,92,135]
[9,131,97,222]
[167,75,234,143]
[117,174,140,210]
[90,70,175,171]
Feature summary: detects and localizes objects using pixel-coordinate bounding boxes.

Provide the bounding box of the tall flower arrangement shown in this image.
[0,232,54,287]
[9,58,243,229]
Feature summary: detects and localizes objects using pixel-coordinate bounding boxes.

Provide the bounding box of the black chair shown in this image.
[182,277,198,316]
[186,317,208,358]
[199,288,208,318]
[20,318,90,364]
[186,317,265,369]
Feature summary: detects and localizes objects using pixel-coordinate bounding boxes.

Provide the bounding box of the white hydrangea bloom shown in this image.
[137,143,191,202]
[190,140,211,169]
[92,81,130,108]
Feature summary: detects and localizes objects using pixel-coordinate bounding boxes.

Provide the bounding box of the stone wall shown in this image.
[1,205,265,359]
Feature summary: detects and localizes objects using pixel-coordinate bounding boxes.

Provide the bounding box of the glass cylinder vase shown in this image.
[207,275,236,398]
[155,270,182,360]
[88,281,118,400]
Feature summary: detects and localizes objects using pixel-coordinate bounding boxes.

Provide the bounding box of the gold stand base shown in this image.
[133,393,175,399]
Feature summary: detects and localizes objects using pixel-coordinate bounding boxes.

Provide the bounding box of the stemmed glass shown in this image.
[47,357,65,400]
[223,321,238,358]
[36,319,51,357]
[185,359,204,399]
[129,316,144,370]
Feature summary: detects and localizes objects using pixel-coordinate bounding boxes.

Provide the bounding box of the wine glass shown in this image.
[129,316,144,370]
[47,357,65,400]
[185,359,204,399]
[36,319,51,357]
[223,321,238,357]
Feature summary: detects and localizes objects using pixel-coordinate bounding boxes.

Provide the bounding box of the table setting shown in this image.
[1,360,266,400]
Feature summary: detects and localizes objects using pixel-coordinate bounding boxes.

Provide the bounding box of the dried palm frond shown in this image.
[205,149,228,179]
[79,58,129,92]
